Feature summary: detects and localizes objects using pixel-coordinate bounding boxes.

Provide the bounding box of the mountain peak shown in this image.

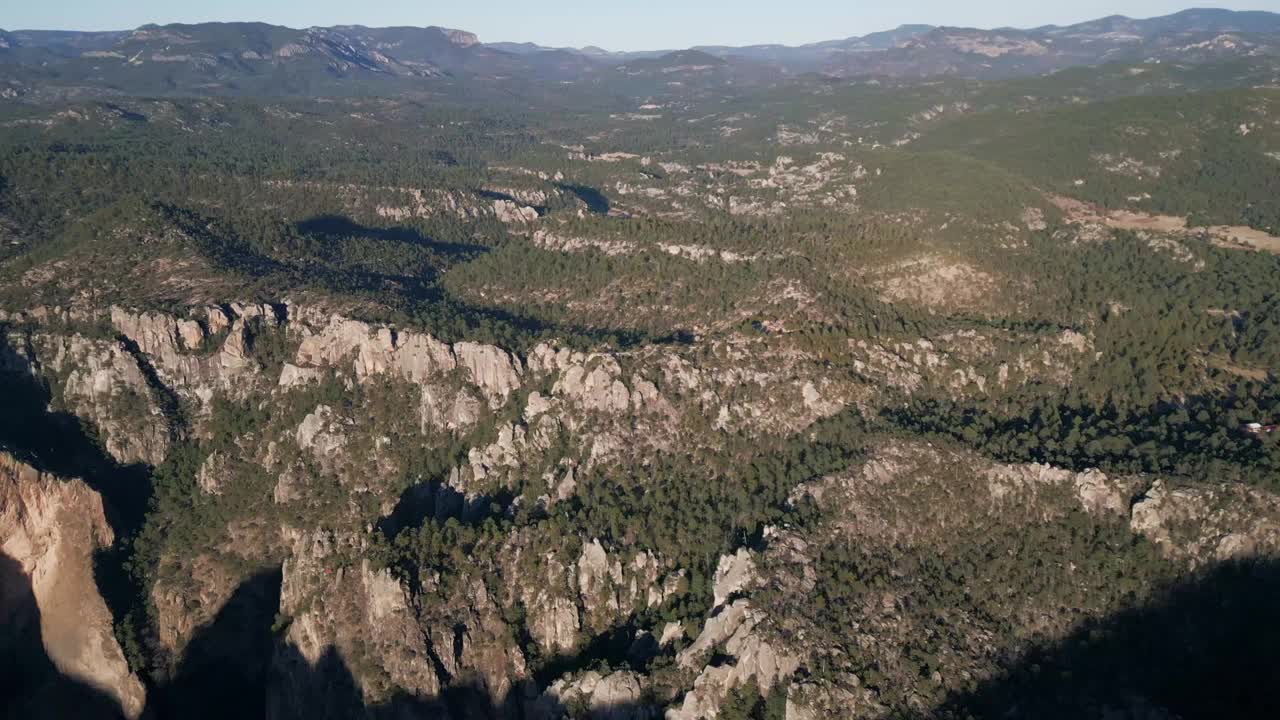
[441,27,479,47]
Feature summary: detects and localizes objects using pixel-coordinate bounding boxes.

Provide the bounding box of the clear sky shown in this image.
[5,1,1279,51]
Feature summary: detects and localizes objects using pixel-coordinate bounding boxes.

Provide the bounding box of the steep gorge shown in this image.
[2,296,1278,719]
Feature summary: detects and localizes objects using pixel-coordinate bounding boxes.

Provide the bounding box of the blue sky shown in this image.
[5,1,1279,50]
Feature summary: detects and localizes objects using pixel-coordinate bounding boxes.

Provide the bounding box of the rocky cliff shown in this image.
[3,298,1279,720]
[0,452,147,719]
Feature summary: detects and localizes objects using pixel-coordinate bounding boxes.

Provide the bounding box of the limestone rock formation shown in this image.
[295,405,349,464]
[111,304,266,407]
[1130,479,1280,565]
[29,332,170,466]
[537,670,654,720]
[273,528,440,709]
[291,310,523,408]
[493,198,540,224]
[711,548,756,609]
[670,599,799,720]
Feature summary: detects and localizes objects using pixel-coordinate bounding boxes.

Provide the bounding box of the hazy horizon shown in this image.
[5,1,1279,52]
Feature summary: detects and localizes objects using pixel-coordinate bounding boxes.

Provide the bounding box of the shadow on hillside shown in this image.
[920,556,1280,720]
[531,619,660,689]
[0,330,155,673]
[267,610,660,719]
[161,205,674,349]
[145,568,283,719]
[157,206,466,300]
[377,478,523,543]
[9,308,1279,718]
[294,215,490,259]
[1,552,655,719]
[556,183,610,214]
[0,331,153,536]
[98,103,148,124]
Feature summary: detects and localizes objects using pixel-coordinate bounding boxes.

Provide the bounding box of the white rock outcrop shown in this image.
[274,530,440,703]
[712,548,756,609]
[1130,480,1280,565]
[537,670,650,720]
[670,599,799,720]
[493,199,539,224]
[295,405,348,462]
[30,333,169,466]
[111,304,265,407]
[291,312,522,407]
[986,462,1128,518]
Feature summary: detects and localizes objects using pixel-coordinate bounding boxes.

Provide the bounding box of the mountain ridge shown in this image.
[1,9,1276,73]
[7,7,1278,56]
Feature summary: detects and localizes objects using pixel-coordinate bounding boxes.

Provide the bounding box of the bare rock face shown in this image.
[197,451,229,494]
[420,576,530,709]
[294,405,348,466]
[445,28,479,47]
[150,554,240,656]
[498,536,680,660]
[985,461,1130,518]
[291,311,522,408]
[577,539,624,627]
[785,696,819,720]
[1073,468,1129,517]
[659,622,684,648]
[712,548,756,609]
[27,333,169,466]
[465,422,533,484]
[670,600,799,720]
[505,548,581,655]
[294,316,448,382]
[537,670,654,720]
[274,528,440,710]
[522,343,687,465]
[677,600,751,670]
[530,595,581,655]
[573,541,671,634]
[555,360,632,415]
[278,363,322,388]
[1129,480,1280,565]
[176,318,205,350]
[273,527,531,716]
[531,345,640,416]
[0,452,147,718]
[455,341,524,405]
[493,198,539,224]
[419,384,484,433]
[111,304,265,407]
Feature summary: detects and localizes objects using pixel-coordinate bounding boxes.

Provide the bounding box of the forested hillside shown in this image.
[2,9,1279,720]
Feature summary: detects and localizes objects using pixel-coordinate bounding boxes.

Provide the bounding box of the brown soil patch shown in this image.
[1209,226,1280,255]
[1050,195,1280,255]
[1210,356,1271,382]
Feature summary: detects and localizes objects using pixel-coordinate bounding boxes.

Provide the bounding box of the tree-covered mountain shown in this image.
[2,6,1280,720]
[1,8,1279,99]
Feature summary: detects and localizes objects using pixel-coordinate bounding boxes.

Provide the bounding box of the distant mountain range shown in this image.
[1,8,1278,98]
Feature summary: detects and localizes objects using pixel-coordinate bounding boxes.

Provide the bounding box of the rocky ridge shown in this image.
[3,298,1278,719]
